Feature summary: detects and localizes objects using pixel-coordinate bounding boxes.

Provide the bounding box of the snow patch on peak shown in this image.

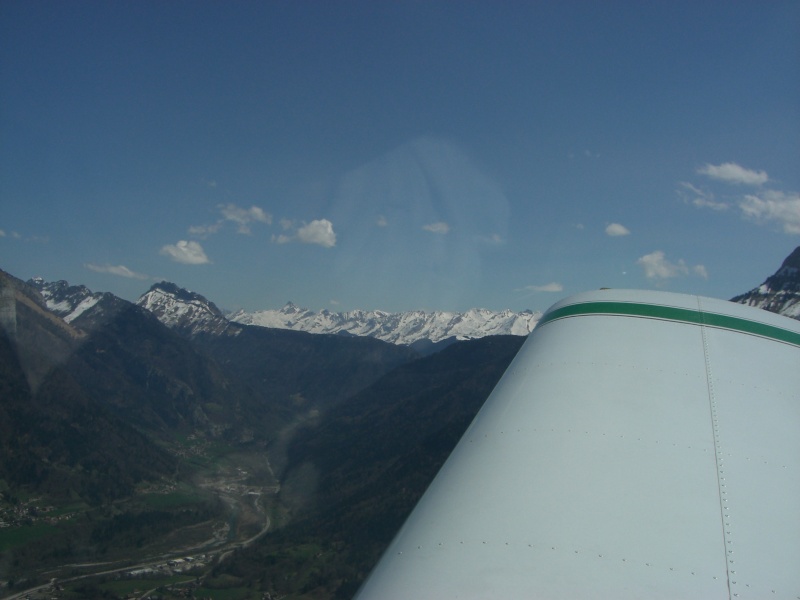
[29,278,104,323]
[731,246,800,321]
[62,296,101,323]
[137,283,234,336]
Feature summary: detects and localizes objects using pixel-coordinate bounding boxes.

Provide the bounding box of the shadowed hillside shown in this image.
[215,335,525,599]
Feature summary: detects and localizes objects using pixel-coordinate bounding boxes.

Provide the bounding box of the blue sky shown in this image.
[1,1,798,313]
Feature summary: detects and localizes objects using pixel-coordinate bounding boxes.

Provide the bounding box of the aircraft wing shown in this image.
[354,289,800,599]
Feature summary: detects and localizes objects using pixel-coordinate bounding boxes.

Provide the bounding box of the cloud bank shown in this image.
[739,190,800,234]
[186,201,337,248]
[684,163,799,235]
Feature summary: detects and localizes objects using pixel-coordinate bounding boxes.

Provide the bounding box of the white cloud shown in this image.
[678,182,730,211]
[636,250,708,281]
[739,190,800,234]
[519,282,564,293]
[160,240,210,264]
[697,162,768,186]
[188,223,223,237]
[0,230,40,241]
[190,203,272,237]
[218,203,272,234]
[605,223,630,236]
[270,217,336,245]
[477,233,504,245]
[271,218,331,244]
[297,219,337,247]
[376,215,388,227]
[681,168,800,235]
[422,222,450,234]
[85,263,149,279]
[637,251,687,280]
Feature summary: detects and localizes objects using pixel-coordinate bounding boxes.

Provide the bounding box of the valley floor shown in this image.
[0,447,280,600]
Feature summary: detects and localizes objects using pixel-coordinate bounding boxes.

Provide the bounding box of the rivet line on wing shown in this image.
[698,296,734,599]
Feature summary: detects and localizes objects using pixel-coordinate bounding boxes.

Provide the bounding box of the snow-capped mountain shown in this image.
[135,283,538,345]
[230,303,539,345]
[136,282,236,337]
[26,246,800,348]
[731,246,800,320]
[30,277,99,322]
[28,277,118,324]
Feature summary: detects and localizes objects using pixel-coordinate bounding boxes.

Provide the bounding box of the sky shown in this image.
[1,1,798,314]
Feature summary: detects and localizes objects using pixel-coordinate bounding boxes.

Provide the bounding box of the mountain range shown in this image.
[1,245,799,599]
[229,303,539,346]
[1,273,426,597]
[31,278,540,352]
[26,277,417,432]
[136,283,540,350]
[27,242,800,356]
[32,244,800,356]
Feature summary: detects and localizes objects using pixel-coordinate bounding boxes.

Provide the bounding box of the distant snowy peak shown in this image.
[230,302,539,345]
[138,284,538,346]
[136,282,235,336]
[26,277,138,331]
[731,246,800,320]
[29,277,105,323]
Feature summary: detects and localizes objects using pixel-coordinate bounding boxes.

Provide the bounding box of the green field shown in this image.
[0,522,60,552]
[96,575,195,597]
[191,586,258,599]
[140,489,207,510]
[48,501,89,517]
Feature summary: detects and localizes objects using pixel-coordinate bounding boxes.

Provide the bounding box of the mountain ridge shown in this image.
[135,281,540,346]
[230,302,540,345]
[731,245,800,320]
[0,270,178,504]
[136,281,235,337]
[29,244,800,351]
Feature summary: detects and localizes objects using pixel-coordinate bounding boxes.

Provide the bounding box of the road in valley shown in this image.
[2,459,279,600]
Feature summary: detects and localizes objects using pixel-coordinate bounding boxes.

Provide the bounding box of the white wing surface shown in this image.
[355,289,800,599]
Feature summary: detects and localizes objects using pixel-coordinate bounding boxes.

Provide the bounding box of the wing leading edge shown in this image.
[355,289,800,599]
